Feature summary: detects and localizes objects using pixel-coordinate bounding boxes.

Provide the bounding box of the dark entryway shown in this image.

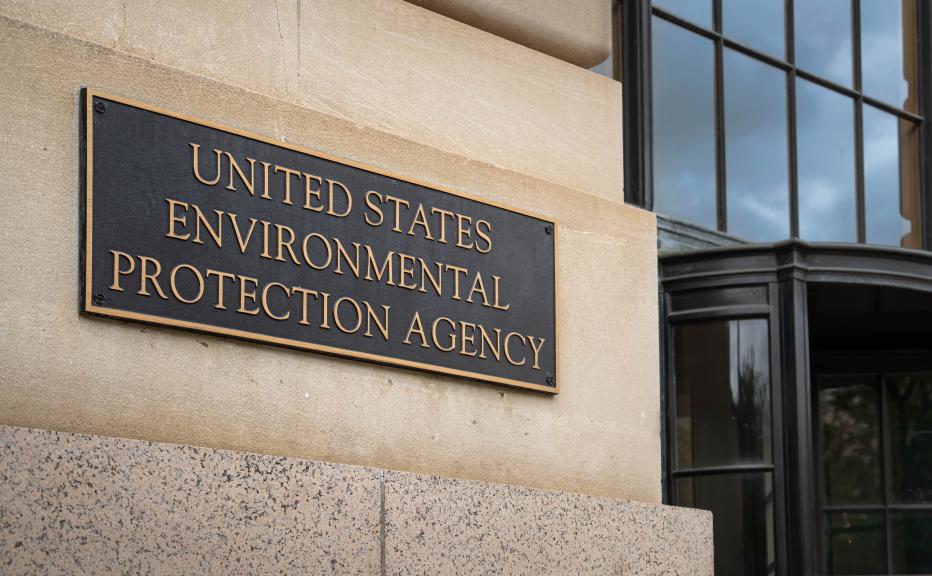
[660,241,932,576]
[810,283,932,575]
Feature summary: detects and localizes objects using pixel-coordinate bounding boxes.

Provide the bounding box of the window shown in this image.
[818,373,932,574]
[661,249,932,576]
[631,0,928,249]
[671,319,776,575]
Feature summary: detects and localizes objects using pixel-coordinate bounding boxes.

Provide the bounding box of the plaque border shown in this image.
[81,88,560,394]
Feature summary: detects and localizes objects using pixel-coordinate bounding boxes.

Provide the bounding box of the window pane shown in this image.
[653,0,712,29]
[722,0,784,58]
[818,376,882,505]
[825,512,886,575]
[652,18,717,229]
[674,319,771,469]
[724,50,789,241]
[864,106,923,248]
[861,0,918,111]
[795,0,853,87]
[676,473,775,576]
[886,374,932,503]
[797,80,857,242]
[891,512,932,574]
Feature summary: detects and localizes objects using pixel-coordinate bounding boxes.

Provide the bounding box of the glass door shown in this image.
[817,370,932,574]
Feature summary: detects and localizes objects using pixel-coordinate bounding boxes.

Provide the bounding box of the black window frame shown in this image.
[659,241,932,576]
[666,303,783,576]
[621,0,932,250]
[812,355,932,574]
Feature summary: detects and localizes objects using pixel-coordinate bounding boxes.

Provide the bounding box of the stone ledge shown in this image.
[0,425,712,575]
[0,425,382,575]
[384,470,713,575]
[405,0,612,68]
[0,0,624,202]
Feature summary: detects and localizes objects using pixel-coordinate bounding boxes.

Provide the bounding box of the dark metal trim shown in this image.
[783,276,818,575]
[855,99,866,244]
[657,214,745,254]
[852,0,862,93]
[658,277,671,504]
[788,70,800,238]
[661,240,932,293]
[787,0,798,243]
[920,0,932,250]
[673,463,774,477]
[822,504,932,512]
[795,70,923,122]
[666,304,771,323]
[769,281,789,576]
[813,350,932,373]
[879,374,894,573]
[621,0,653,209]
[713,0,727,232]
[853,0,867,244]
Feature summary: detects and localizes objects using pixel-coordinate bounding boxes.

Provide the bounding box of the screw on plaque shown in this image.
[93,293,105,305]
[546,376,556,386]
[544,225,554,235]
[94,101,106,114]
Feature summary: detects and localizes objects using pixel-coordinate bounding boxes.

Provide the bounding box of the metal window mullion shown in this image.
[713,0,722,34]
[780,276,819,574]
[853,0,862,92]
[662,290,677,504]
[853,0,866,245]
[889,503,932,511]
[919,0,932,250]
[879,374,893,574]
[822,504,886,513]
[672,463,776,478]
[715,38,728,232]
[623,0,654,210]
[855,97,866,244]
[721,37,792,70]
[787,0,800,239]
[788,69,800,239]
[825,503,932,512]
[769,283,788,576]
[860,95,924,123]
[665,302,679,502]
[814,373,828,576]
[651,8,720,40]
[794,69,924,123]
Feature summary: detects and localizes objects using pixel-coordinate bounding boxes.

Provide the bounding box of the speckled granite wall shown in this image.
[0,426,712,575]
[383,472,713,575]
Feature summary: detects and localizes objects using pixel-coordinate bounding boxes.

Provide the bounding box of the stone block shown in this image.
[407,0,612,67]
[383,470,713,575]
[0,16,656,502]
[0,0,623,201]
[0,426,382,575]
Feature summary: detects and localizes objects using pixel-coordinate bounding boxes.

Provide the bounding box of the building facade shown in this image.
[606,1,932,575]
[2,2,929,575]
[0,1,713,574]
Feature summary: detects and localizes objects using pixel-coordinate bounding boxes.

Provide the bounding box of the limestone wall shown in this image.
[0,1,659,503]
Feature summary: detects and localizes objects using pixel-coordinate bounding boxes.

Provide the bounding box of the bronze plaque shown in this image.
[82,90,558,392]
